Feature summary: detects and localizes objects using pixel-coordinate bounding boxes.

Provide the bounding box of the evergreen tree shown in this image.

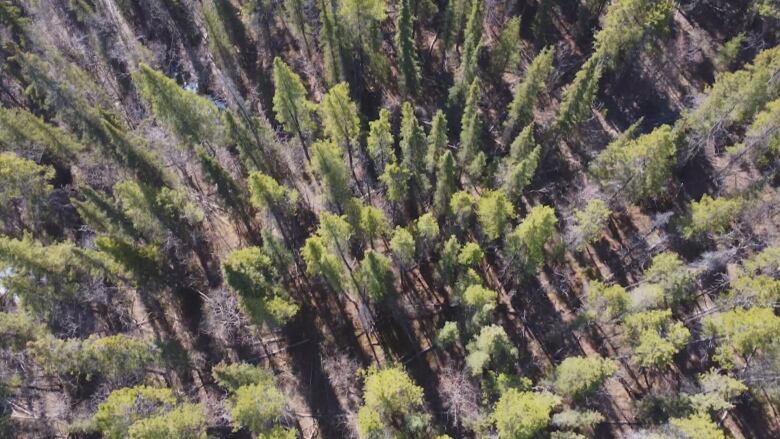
[390,226,416,268]
[448,0,483,104]
[395,0,421,94]
[0,107,84,161]
[433,151,458,217]
[318,0,346,85]
[302,235,346,292]
[367,108,395,175]
[703,307,780,368]
[506,205,558,273]
[554,56,604,133]
[399,102,429,191]
[379,162,411,204]
[310,140,352,208]
[357,367,432,438]
[93,386,179,439]
[571,199,611,250]
[503,47,555,141]
[624,309,690,369]
[582,280,630,322]
[590,124,677,201]
[466,324,519,376]
[223,110,284,178]
[284,0,313,57]
[272,57,315,161]
[426,110,449,172]
[501,125,541,204]
[458,78,487,183]
[493,389,560,439]
[319,82,362,190]
[683,194,743,239]
[357,250,395,301]
[552,356,618,399]
[134,63,222,148]
[222,246,299,326]
[197,149,253,230]
[339,0,389,81]
[476,189,516,241]
[490,16,522,77]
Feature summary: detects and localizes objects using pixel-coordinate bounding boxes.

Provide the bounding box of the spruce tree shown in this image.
[367,108,395,175]
[506,205,558,273]
[272,57,315,161]
[310,140,351,208]
[318,0,346,85]
[134,63,222,148]
[319,82,363,190]
[448,0,483,104]
[426,110,449,172]
[433,151,458,217]
[458,78,486,183]
[554,55,604,133]
[399,102,429,192]
[490,16,522,77]
[503,46,555,141]
[395,0,421,94]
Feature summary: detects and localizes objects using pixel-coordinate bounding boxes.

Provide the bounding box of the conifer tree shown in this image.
[379,162,411,204]
[466,324,519,376]
[319,82,362,190]
[357,367,432,438]
[339,0,389,81]
[284,0,313,57]
[501,125,541,204]
[490,16,522,77]
[134,63,222,148]
[448,0,483,104]
[426,110,449,172]
[399,102,429,191]
[222,246,299,326]
[395,0,421,94]
[493,389,560,439]
[0,107,84,162]
[433,151,458,217]
[506,205,558,273]
[223,110,284,178]
[318,0,346,85]
[571,199,611,250]
[310,140,351,208]
[554,56,604,133]
[198,149,253,230]
[476,190,516,241]
[459,78,487,182]
[590,124,677,201]
[302,235,346,292]
[357,250,395,301]
[503,47,555,141]
[367,109,395,175]
[272,57,315,161]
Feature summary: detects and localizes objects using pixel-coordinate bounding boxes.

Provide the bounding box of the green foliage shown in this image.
[0,107,83,161]
[395,0,420,94]
[437,321,460,347]
[358,205,389,244]
[379,162,411,203]
[94,236,162,284]
[357,366,430,438]
[492,389,560,439]
[683,194,742,239]
[367,109,395,174]
[459,78,487,182]
[590,124,677,201]
[230,382,288,435]
[458,242,484,267]
[272,57,315,148]
[582,280,630,321]
[302,235,345,291]
[572,199,611,249]
[283,0,314,57]
[506,205,558,273]
[669,414,726,439]
[0,151,53,228]
[476,190,516,241]
[689,370,747,414]
[29,334,158,381]
[248,171,299,215]
[319,0,346,85]
[310,140,351,207]
[319,82,361,148]
[449,0,482,103]
[554,56,603,133]
[399,102,429,189]
[222,247,299,326]
[644,252,697,305]
[0,311,45,350]
[466,324,518,376]
[463,284,498,327]
[439,235,461,284]
[736,97,780,167]
[501,126,541,202]
[551,409,604,432]
[127,403,207,439]
[552,355,618,399]
[213,361,276,392]
[449,190,476,226]
[426,110,449,171]
[434,151,458,216]
[490,17,522,76]
[624,309,690,368]
[93,386,177,439]
[390,226,416,267]
[504,47,555,137]
[223,111,283,176]
[715,33,745,71]
[703,307,780,368]
[593,0,675,68]
[684,46,780,139]
[198,149,251,223]
[357,250,395,301]
[134,64,222,148]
